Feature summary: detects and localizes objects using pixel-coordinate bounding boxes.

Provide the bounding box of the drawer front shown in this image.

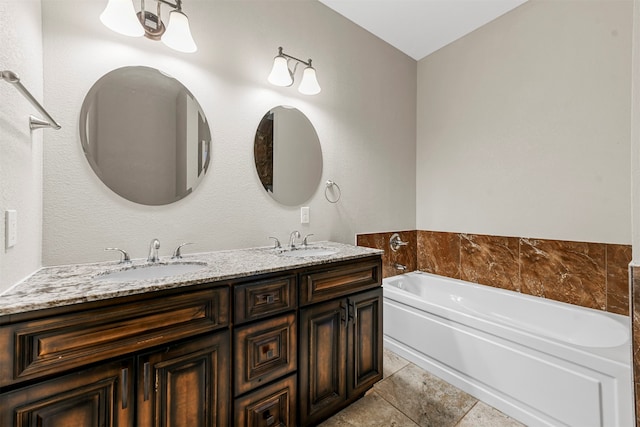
[299,258,382,306]
[234,313,296,397]
[234,275,296,324]
[234,374,296,427]
[0,287,229,388]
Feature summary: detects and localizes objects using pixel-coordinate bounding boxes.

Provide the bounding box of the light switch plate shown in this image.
[301,207,310,224]
[6,210,17,248]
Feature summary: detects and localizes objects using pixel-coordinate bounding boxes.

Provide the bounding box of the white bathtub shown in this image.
[383,271,633,427]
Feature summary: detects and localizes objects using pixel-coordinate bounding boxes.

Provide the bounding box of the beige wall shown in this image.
[416,0,632,245]
[0,1,44,292]
[39,0,417,267]
[632,0,640,261]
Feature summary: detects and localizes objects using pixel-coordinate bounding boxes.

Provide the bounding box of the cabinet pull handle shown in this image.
[340,301,346,325]
[265,294,274,304]
[262,345,274,359]
[121,368,128,409]
[348,299,355,323]
[263,409,275,426]
[143,362,150,401]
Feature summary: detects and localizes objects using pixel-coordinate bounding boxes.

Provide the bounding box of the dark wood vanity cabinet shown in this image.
[232,275,298,426]
[298,288,383,426]
[0,287,230,427]
[298,260,384,426]
[233,257,383,427]
[0,253,382,427]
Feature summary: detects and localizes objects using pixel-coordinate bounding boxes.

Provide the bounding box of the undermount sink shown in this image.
[279,247,339,257]
[95,262,206,282]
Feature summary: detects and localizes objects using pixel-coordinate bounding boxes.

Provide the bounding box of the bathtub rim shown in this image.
[382,270,631,367]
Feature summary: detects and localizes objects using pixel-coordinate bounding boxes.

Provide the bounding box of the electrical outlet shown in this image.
[301,207,310,224]
[6,210,17,248]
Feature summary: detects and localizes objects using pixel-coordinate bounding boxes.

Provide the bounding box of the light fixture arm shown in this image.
[156,0,182,11]
[277,46,312,69]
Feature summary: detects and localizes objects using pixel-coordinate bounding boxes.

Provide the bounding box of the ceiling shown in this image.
[318,0,528,60]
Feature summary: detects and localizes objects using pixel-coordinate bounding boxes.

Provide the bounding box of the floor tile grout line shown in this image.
[368,389,422,427]
[453,401,480,426]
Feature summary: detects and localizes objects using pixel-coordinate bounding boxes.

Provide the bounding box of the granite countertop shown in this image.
[0,241,382,317]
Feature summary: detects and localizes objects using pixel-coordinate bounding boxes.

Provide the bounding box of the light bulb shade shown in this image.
[100,0,144,37]
[298,66,321,95]
[161,10,197,53]
[268,56,294,87]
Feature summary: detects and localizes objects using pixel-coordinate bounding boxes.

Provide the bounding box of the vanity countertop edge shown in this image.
[0,241,383,317]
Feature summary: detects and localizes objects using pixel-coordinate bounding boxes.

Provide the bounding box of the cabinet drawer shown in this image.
[234,374,296,427]
[299,259,382,306]
[234,275,296,324]
[0,287,229,387]
[234,313,296,397]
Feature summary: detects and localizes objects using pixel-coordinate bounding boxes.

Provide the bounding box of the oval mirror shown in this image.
[80,66,211,205]
[254,106,322,206]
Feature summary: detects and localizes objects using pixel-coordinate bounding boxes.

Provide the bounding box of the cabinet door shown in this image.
[0,359,134,427]
[137,332,230,427]
[348,288,383,398]
[299,299,347,426]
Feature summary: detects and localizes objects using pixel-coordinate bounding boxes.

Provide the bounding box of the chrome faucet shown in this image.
[394,263,407,272]
[289,230,301,250]
[148,238,161,263]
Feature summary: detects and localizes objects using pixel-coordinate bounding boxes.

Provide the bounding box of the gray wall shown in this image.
[416,0,632,245]
[632,0,640,261]
[39,0,417,268]
[0,1,44,290]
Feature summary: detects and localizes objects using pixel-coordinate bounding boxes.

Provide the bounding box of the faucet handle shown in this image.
[302,234,314,247]
[389,233,409,252]
[268,237,282,249]
[105,247,131,264]
[172,242,193,259]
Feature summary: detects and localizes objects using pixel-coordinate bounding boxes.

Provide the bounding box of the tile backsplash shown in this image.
[630,265,640,426]
[357,231,417,279]
[357,230,631,316]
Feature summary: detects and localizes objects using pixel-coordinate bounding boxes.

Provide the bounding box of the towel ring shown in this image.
[325,180,341,203]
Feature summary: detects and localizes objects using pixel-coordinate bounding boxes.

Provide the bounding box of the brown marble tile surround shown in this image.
[631,265,640,426]
[357,231,417,279]
[357,230,631,316]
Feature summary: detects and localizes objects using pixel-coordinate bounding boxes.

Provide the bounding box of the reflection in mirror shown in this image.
[254,106,322,206]
[80,66,211,205]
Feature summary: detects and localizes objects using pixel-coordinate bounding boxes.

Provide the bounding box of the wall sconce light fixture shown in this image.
[268,47,321,95]
[100,0,197,53]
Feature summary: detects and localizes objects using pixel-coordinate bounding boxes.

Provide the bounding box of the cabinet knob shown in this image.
[262,345,274,359]
[263,409,275,426]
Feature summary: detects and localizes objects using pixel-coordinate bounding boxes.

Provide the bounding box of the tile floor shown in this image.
[320,348,525,427]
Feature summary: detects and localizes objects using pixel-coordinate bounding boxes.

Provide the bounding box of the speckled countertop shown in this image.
[0,242,382,317]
